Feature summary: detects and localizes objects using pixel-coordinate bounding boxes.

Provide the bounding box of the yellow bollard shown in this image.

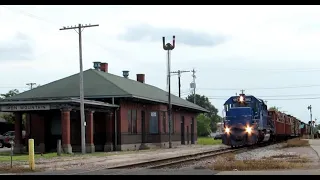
[28,139,35,170]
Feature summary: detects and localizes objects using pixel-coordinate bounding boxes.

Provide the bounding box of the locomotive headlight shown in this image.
[225,127,230,134]
[245,126,252,134]
[239,95,244,102]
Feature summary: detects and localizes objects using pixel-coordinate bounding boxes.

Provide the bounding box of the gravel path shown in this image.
[173,143,301,170]
[235,143,298,160]
[0,144,228,172]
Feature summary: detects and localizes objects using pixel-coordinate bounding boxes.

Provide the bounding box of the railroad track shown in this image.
[108,140,281,170]
[108,147,246,169]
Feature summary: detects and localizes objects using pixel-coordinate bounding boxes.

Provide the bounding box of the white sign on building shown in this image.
[0,104,50,111]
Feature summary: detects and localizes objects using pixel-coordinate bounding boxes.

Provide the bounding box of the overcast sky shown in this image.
[1,5,320,123]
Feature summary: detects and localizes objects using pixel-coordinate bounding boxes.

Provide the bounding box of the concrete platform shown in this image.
[308,139,320,159]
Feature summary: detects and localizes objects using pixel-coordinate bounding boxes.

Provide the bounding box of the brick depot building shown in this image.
[0,62,208,154]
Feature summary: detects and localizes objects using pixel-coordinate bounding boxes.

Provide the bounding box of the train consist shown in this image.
[221,93,312,148]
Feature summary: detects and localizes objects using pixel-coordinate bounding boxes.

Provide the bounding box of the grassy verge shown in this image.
[0,148,158,162]
[0,151,74,162]
[283,138,310,148]
[197,137,222,145]
[211,152,310,171]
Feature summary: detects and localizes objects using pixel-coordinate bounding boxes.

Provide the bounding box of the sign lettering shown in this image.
[0,104,50,112]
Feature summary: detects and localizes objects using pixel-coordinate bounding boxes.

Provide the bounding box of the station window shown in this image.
[128,109,137,134]
[149,111,159,134]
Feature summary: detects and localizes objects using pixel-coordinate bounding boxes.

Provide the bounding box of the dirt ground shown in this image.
[0,144,227,173]
[208,139,320,171]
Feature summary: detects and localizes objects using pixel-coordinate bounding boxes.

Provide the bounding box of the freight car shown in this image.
[222,92,308,148]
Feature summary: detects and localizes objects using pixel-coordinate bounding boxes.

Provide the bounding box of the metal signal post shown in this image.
[163,35,175,149]
[308,105,313,139]
[60,23,99,154]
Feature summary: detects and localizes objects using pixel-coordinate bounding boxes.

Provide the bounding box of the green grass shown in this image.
[197,137,222,145]
[0,148,158,162]
[0,152,72,162]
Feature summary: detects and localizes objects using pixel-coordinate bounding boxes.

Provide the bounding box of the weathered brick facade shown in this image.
[13,98,199,153]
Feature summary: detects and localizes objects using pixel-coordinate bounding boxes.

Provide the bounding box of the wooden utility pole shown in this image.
[191,69,196,103]
[170,70,191,97]
[60,23,99,154]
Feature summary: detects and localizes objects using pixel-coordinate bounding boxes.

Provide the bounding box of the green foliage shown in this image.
[0,89,20,124]
[186,94,221,135]
[268,106,280,111]
[0,89,19,99]
[196,114,212,137]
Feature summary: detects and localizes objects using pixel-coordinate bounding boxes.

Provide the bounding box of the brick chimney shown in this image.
[100,63,108,72]
[136,74,145,83]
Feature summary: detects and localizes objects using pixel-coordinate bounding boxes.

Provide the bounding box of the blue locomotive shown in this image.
[221,93,275,148]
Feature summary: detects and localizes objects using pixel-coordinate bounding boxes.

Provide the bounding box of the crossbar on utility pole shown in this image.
[163,35,175,149]
[26,83,36,90]
[60,23,99,154]
[170,70,191,98]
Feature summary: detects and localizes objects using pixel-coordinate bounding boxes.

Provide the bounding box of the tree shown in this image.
[196,114,212,136]
[0,89,20,124]
[268,106,280,111]
[0,89,19,99]
[186,94,221,133]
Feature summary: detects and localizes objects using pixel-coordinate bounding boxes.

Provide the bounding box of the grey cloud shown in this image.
[118,24,228,47]
[0,32,35,61]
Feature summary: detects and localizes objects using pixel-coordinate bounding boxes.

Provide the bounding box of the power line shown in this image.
[207,96,320,101]
[203,68,320,72]
[198,84,320,91]
[1,5,125,62]
[207,93,320,98]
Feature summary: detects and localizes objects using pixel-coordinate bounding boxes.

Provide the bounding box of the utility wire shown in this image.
[207,97,320,101]
[0,5,125,61]
[198,84,320,91]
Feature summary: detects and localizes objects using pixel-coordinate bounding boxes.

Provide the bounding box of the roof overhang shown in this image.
[130,95,209,113]
[0,98,119,112]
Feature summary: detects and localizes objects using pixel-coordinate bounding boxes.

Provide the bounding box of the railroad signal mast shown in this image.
[162,35,175,149]
[307,105,314,139]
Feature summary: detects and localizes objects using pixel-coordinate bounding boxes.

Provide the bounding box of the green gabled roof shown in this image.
[5,69,208,112]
